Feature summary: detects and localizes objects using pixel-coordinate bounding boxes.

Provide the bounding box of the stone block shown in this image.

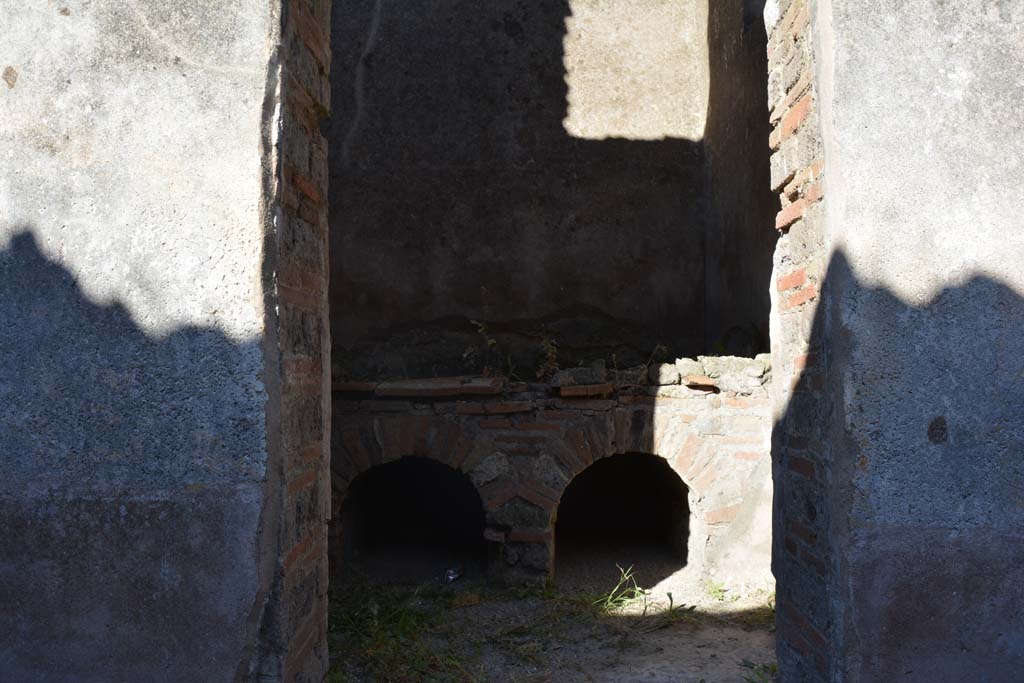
[609,365,647,387]
[470,451,510,488]
[532,453,569,491]
[487,497,550,529]
[698,355,770,395]
[551,363,607,387]
[648,363,681,385]
[674,357,705,378]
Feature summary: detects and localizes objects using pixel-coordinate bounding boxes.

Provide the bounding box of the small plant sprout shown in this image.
[592,565,650,615]
[707,580,728,602]
[740,660,779,682]
[537,336,559,380]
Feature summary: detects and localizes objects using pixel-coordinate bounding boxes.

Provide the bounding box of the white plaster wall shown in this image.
[817,1,1024,678]
[0,2,281,679]
[563,0,709,140]
[1,1,271,339]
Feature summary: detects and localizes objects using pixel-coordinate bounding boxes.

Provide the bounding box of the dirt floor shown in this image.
[327,557,777,683]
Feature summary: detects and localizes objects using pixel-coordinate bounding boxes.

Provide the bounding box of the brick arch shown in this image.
[551,451,694,565]
[543,411,723,580]
[330,413,481,521]
[333,453,488,572]
[330,376,771,580]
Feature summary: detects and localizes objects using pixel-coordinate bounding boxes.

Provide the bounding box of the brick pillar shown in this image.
[764,0,831,680]
[272,0,332,679]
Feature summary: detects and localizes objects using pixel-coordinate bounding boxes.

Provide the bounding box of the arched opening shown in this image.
[555,453,690,589]
[337,457,487,582]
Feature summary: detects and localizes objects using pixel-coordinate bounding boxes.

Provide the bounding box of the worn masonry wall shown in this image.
[276,1,333,680]
[819,0,1024,680]
[704,0,777,353]
[0,1,331,679]
[763,0,830,679]
[328,0,712,379]
[767,0,1024,680]
[331,357,774,594]
[325,0,778,608]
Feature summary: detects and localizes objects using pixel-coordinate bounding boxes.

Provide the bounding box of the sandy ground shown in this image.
[433,591,776,683]
[329,549,776,683]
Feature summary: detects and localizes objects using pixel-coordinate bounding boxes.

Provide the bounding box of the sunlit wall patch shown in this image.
[562,0,709,141]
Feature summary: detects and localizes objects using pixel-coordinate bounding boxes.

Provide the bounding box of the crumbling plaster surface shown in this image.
[0,1,280,679]
[1,1,269,339]
[815,0,1024,678]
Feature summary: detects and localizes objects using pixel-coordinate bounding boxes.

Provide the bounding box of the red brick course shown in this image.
[332,364,773,590]
[781,283,818,310]
[767,0,834,677]
[776,267,807,292]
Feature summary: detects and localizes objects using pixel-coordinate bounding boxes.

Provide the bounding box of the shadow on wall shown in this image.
[327,0,776,379]
[773,250,1024,681]
[326,0,777,611]
[0,231,269,680]
[704,0,777,352]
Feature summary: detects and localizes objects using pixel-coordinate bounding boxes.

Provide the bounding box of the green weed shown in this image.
[591,565,650,615]
[733,602,776,629]
[536,336,559,381]
[706,581,729,602]
[328,581,482,683]
[740,660,779,682]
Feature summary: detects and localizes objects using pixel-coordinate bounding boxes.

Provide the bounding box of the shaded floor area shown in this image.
[554,541,698,605]
[555,453,692,597]
[327,575,776,683]
[336,457,489,583]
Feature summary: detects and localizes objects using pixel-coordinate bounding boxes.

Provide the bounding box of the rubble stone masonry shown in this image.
[331,356,775,593]
[764,0,831,679]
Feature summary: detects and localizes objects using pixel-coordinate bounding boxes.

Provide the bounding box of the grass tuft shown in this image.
[591,565,650,615]
[327,579,483,682]
[706,580,729,602]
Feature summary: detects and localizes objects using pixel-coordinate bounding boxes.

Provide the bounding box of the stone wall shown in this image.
[767,0,1024,680]
[273,0,333,680]
[816,0,1024,680]
[331,356,774,593]
[327,0,713,378]
[763,0,831,678]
